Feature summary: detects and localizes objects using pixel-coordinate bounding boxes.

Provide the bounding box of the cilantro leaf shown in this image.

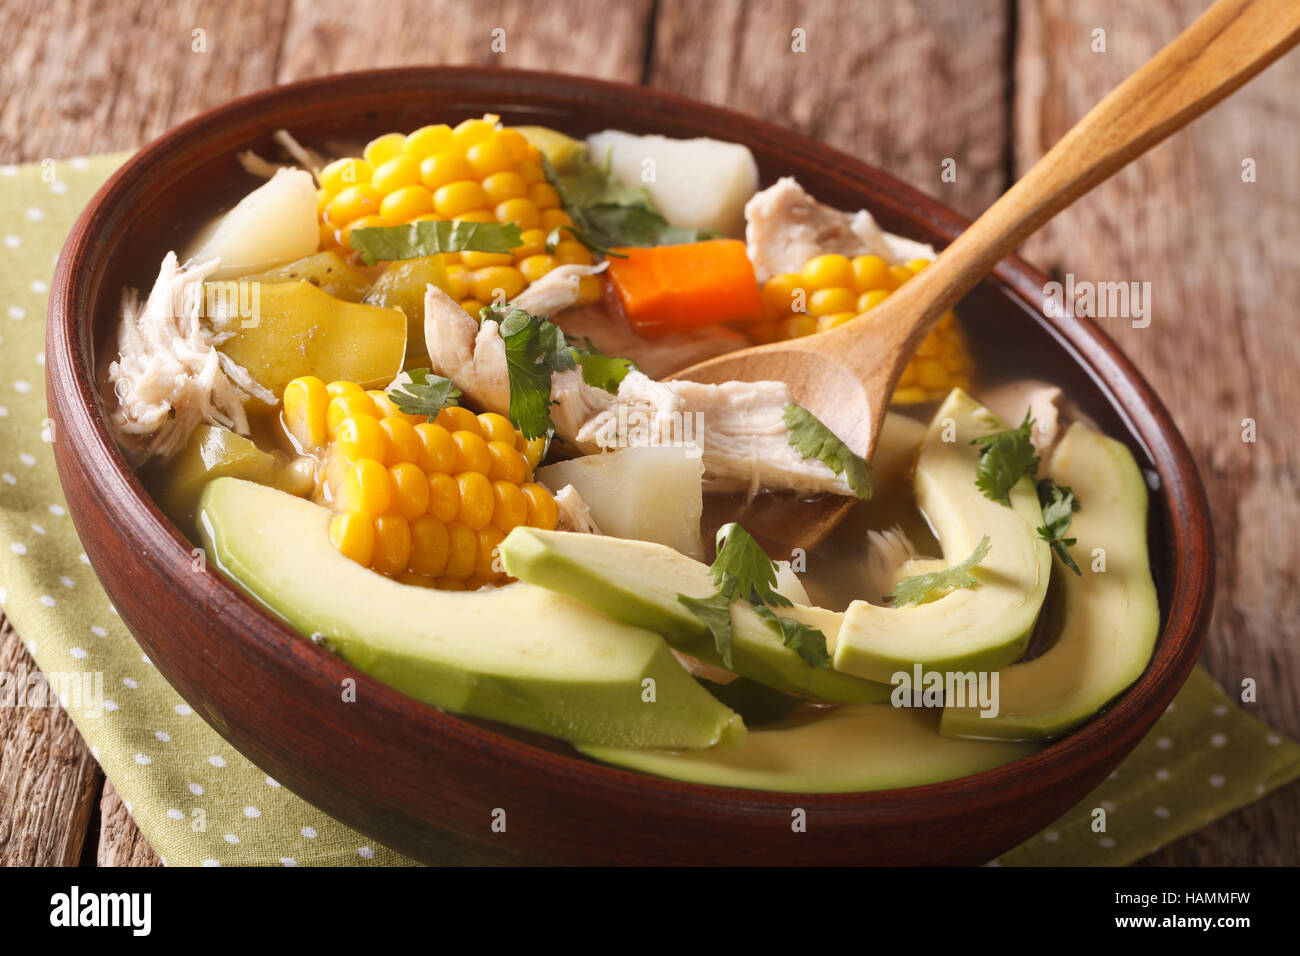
[576,352,636,393]
[386,368,461,421]
[753,605,832,669]
[889,536,992,608]
[1036,478,1083,575]
[709,523,792,608]
[782,404,872,499]
[971,412,1039,505]
[678,592,736,669]
[349,219,522,266]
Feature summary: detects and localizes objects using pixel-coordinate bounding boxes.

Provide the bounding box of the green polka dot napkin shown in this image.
[1,155,1296,867]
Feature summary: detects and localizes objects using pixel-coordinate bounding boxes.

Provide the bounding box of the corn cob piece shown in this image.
[281,376,554,590]
[748,255,973,404]
[316,116,602,316]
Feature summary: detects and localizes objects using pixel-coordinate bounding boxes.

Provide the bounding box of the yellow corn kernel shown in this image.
[486,441,529,484]
[808,286,857,317]
[434,181,489,218]
[396,571,438,589]
[470,266,526,304]
[436,405,482,437]
[282,376,330,450]
[456,471,494,529]
[455,209,495,223]
[539,209,573,231]
[363,133,407,168]
[762,273,804,316]
[444,521,478,578]
[326,380,367,399]
[529,182,561,210]
[340,459,393,517]
[476,412,515,446]
[320,158,374,196]
[420,153,474,192]
[370,155,422,196]
[515,158,545,185]
[493,197,540,230]
[436,576,468,591]
[379,184,435,225]
[893,386,929,405]
[517,435,547,471]
[452,117,497,150]
[554,240,592,266]
[427,471,460,523]
[888,264,915,287]
[914,357,949,391]
[517,254,558,284]
[365,390,408,423]
[325,184,382,226]
[520,483,558,530]
[466,136,516,178]
[858,288,892,312]
[476,525,506,578]
[337,414,389,464]
[513,228,548,259]
[316,188,332,216]
[851,254,892,293]
[379,417,423,465]
[409,515,450,577]
[330,512,374,567]
[496,128,532,163]
[415,422,457,474]
[481,171,528,205]
[327,393,378,437]
[389,461,431,519]
[490,480,528,532]
[443,263,471,301]
[907,258,932,273]
[575,274,603,305]
[459,298,486,317]
[460,250,515,269]
[802,254,855,291]
[371,514,411,576]
[816,311,857,332]
[779,314,817,339]
[404,124,455,159]
[451,430,492,476]
[339,213,385,250]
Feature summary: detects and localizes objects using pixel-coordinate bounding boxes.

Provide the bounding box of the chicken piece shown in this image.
[979,379,1099,459]
[744,177,935,283]
[509,263,607,316]
[552,484,602,534]
[550,303,747,379]
[422,285,509,415]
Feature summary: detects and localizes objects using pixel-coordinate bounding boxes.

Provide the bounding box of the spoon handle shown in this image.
[856,0,1300,360]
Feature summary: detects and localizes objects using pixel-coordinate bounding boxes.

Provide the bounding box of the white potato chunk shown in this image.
[586,130,759,238]
[538,445,704,559]
[185,168,319,280]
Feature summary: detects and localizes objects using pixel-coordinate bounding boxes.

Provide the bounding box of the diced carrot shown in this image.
[606,239,765,333]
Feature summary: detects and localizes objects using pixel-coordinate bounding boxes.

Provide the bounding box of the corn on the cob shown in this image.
[316,116,603,316]
[281,375,554,589]
[748,256,972,404]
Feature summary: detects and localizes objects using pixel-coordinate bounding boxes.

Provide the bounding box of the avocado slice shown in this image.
[500,527,891,704]
[833,389,1053,683]
[940,423,1159,741]
[197,478,744,749]
[579,704,1037,793]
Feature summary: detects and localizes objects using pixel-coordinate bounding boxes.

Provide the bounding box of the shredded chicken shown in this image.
[236,130,325,183]
[744,177,937,283]
[862,527,922,606]
[549,304,748,380]
[423,286,510,415]
[509,263,607,316]
[979,379,1100,460]
[107,253,275,465]
[553,484,602,534]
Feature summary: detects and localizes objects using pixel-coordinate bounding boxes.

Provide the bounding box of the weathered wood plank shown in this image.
[96,779,162,867]
[1015,0,1300,865]
[648,0,1010,218]
[0,614,103,866]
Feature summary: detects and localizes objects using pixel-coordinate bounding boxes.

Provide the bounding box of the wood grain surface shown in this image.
[1,0,1295,865]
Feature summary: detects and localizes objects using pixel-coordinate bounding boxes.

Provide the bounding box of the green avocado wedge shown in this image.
[832,389,1053,684]
[940,423,1160,741]
[499,527,892,704]
[579,704,1038,793]
[197,478,744,750]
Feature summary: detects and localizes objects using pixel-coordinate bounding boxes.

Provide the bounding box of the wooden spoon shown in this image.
[671,0,1300,555]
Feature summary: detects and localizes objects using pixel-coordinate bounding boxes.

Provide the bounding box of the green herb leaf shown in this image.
[575,352,636,393]
[782,404,872,499]
[753,605,832,669]
[971,412,1039,505]
[678,592,736,669]
[386,368,461,422]
[709,523,792,608]
[349,219,522,266]
[889,536,992,608]
[1036,478,1083,575]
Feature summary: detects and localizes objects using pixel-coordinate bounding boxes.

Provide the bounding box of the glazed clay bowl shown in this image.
[46,67,1213,865]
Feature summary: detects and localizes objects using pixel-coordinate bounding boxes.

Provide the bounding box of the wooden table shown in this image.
[1,0,1295,866]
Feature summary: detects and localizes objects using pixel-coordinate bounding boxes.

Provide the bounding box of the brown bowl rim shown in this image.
[46,66,1214,850]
